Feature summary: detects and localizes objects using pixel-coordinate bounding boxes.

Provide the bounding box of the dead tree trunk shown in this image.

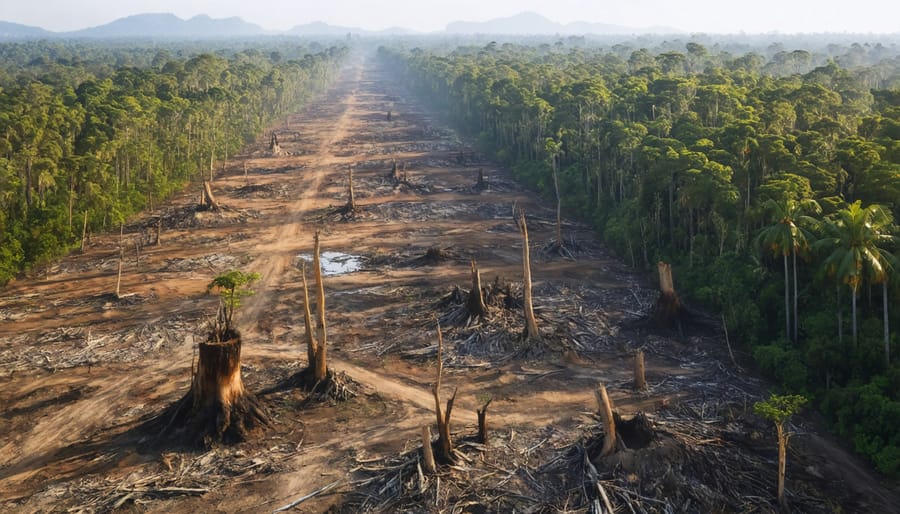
[466,259,487,319]
[553,163,564,246]
[475,168,487,190]
[81,211,88,254]
[517,209,540,341]
[301,262,317,368]
[595,383,617,457]
[341,166,357,213]
[202,180,220,211]
[634,350,647,391]
[777,422,787,511]
[269,133,281,155]
[156,217,162,247]
[312,231,328,382]
[432,323,457,462]
[115,247,124,298]
[477,397,493,444]
[390,159,400,182]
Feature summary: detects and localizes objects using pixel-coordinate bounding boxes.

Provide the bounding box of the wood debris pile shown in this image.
[57,445,288,512]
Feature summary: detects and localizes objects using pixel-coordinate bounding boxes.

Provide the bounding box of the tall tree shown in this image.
[816,201,896,356]
[756,198,820,341]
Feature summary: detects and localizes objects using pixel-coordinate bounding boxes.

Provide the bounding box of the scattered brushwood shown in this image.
[538,391,836,514]
[63,445,290,512]
[282,232,358,402]
[428,278,617,361]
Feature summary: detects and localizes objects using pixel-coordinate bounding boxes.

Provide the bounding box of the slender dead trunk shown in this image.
[553,160,563,245]
[421,425,436,474]
[776,422,787,510]
[596,383,617,457]
[432,323,456,462]
[467,259,487,318]
[518,210,540,341]
[345,166,356,211]
[81,211,88,254]
[634,351,646,391]
[203,180,220,211]
[115,248,124,298]
[477,397,493,444]
[156,217,162,247]
[313,231,328,382]
[301,262,317,367]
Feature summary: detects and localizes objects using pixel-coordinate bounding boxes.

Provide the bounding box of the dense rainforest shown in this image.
[378,40,900,476]
[0,40,347,282]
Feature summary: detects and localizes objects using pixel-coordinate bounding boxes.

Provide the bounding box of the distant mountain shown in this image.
[445,11,680,35]
[69,13,265,38]
[286,21,416,37]
[0,21,53,39]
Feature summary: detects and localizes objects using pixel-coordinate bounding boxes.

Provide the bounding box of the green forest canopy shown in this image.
[0,40,347,282]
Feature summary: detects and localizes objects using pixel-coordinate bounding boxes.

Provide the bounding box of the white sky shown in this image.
[3,0,899,34]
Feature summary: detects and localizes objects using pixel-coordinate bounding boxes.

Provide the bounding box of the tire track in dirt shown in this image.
[236,66,362,332]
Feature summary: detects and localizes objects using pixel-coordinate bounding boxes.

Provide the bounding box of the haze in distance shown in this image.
[1,0,898,36]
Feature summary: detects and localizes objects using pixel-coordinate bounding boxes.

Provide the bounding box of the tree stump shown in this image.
[160,329,270,446]
[651,261,685,330]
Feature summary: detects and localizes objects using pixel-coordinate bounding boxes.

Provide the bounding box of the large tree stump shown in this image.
[160,329,270,446]
[651,261,685,330]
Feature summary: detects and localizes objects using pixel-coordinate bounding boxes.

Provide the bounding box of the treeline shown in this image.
[0,41,348,281]
[379,41,900,475]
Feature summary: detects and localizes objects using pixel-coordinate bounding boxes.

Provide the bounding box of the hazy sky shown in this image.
[3,0,899,34]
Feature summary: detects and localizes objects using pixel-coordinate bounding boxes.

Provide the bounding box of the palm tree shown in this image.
[756,198,820,341]
[815,201,897,361]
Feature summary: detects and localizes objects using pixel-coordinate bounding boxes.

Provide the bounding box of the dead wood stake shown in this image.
[422,425,436,474]
[595,384,617,457]
[477,397,493,444]
[634,350,647,391]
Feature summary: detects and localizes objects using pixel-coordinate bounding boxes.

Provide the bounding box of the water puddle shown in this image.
[297,252,363,276]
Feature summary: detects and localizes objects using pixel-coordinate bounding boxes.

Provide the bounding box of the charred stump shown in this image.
[158,329,270,446]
